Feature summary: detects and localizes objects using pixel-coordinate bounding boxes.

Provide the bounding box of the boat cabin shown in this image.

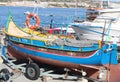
[43,27,75,35]
[86,8,100,21]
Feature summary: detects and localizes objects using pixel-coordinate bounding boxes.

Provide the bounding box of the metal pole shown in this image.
[75,0,78,16]
[101,20,106,44]
[75,0,78,8]
[100,0,103,8]
[107,0,110,8]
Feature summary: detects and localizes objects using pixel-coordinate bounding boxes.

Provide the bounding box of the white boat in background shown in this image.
[70,8,120,43]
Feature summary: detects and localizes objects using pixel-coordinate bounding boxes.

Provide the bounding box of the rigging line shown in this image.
[71,25,110,36]
[106,18,116,35]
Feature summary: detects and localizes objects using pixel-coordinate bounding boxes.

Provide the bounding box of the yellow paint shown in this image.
[98,40,102,48]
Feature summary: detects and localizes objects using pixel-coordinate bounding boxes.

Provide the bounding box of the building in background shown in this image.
[0,0,119,8]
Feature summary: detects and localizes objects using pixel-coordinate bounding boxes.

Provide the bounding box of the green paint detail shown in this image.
[106,36,112,41]
[6,11,13,32]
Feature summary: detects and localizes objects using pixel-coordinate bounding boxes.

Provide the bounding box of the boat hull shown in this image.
[7,41,102,79]
[7,44,83,69]
[6,40,118,67]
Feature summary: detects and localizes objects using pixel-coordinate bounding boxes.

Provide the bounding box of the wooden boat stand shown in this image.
[0,45,109,82]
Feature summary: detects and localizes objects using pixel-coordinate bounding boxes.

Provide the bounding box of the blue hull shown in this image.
[7,40,118,66]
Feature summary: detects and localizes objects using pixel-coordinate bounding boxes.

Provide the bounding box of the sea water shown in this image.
[0,6,87,28]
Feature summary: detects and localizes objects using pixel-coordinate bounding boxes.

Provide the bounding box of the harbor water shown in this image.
[0,6,87,28]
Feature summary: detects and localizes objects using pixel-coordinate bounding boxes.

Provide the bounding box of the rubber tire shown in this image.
[0,68,9,74]
[0,68,10,81]
[25,63,40,80]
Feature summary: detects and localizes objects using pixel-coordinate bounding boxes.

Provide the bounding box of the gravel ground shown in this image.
[0,64,81,82]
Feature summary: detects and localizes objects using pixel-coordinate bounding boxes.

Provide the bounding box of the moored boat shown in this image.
[70,8,120,44]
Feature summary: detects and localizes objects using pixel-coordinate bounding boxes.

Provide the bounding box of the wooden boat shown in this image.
[4,13,119,81]
[5,12,117,65]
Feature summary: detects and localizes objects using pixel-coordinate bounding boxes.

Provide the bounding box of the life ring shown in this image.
[26,13,40,30]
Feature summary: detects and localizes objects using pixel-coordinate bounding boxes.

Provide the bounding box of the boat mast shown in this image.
[75,0,78,9]
[100,0,103,8]
[75,0,78,20]
[33,0,40,14]
[107,0,110,8]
